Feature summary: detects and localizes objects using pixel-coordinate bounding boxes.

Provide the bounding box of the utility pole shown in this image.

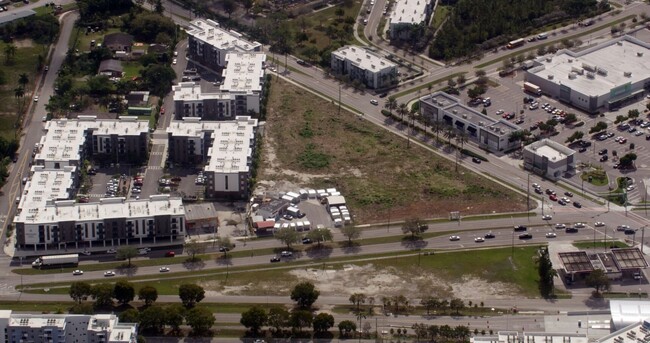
[642,227,646,254]
[338,84,341,116]
[526,173,530,221]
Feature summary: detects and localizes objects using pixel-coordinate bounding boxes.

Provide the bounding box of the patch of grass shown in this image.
[431,5,450,32]
[572,240,629,249]
[122,61,143,79]
[474,15,635,69]
[581,168,608,186]
[262,78,525,223]
[0,301,72,312]
[23,246,545,299]
[0,42,47,139]
[391,72,466,99]
[70,28,121,53]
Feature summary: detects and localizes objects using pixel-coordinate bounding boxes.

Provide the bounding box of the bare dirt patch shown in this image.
[258,78,527,224]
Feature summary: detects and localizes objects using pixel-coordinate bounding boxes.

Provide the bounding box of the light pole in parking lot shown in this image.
[526,173,530,222]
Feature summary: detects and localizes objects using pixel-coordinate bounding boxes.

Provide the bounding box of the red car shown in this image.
[549,194,558,201]
[165,251,175,257]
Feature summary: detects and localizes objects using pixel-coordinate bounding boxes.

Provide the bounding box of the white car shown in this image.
[449,235,460,241]
[104,271,116,277]
[542,214,552,220]
[532,183,539,188]
[370,99,378,105]
[474,237,484,243]
[617,225,630,231]
[107,248,117,254]
[575,223,586,228]
[555,223,566,229]
[545,232,557,238]
[173,51,178,56]
[159,267,170,272]
[33,96,39,102]
[72,270,84,275]
[280,251,293,257]
[172,58,177,65]
[627,185,635,191]
[594,222,605,227]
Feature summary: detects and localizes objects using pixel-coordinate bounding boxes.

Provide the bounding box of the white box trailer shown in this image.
[32,254,79,269]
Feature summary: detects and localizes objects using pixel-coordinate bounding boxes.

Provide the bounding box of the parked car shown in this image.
[370,99,379,105]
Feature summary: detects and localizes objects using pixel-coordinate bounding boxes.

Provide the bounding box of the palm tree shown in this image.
[454,130,469,171]
[4,44,16,65]
[443,125,456,147]
[18,73,29,91]
[430,121,444,144]
[398,103,408,122]
[14,87,24,99]
[385,96,397,116]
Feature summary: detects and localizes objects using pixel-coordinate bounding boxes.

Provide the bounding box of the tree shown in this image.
[289,309,313,332]
[18,73,29,91]
[385,96,398,117]
[586,269,611,295]
[449,298,465,315]
[290,281,320,309]
[116,246,138,267]
[267,307,290,333]
[306,227,333,247]
[139,306,166,333]
[113,280,135,305]
[340,225,362,245]
[457,74,466,85]
[615,115,628,124]
[179,284,205,308]
[186,306,216,335]
[589,121,608,133]
[240,306,268,335]
[69,281,92,303]
[339,320,357,337]
[413,323,429,341]
[313,313,335,333]
[475,69,486,77]
[420,296,440,315]
[165,304,186,333]
[184,239,207,261]
[91,283,115,308]
[401,217,424,239]
[119,308,140,323]
[349,293,367,313]
[443,126,456,147]
[628,109,640,119]
[275,226,300,248]
[138,285,158,306]
[222,0,236,18]
[217,236,234,257]
[565,131,584,143]
[619,153,637,168]
[140,64,176,97]
[564,113,578,124]
[537,247,557,298]
[4,44,16,65]
[431,121,444,143]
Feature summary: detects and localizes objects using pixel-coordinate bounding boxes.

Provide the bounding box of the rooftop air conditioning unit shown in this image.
[568,73,577,79]
[462,113,467,118]
[478,121,484,126]
[567,59,573,63]
[637,52,644,57]
[546,57,553,62]
[586,72,595,79]
[571,66,584,75]
[624,71,632,77]
[452,109,458,114]
[547,74,554,80]
[617,41,623,46]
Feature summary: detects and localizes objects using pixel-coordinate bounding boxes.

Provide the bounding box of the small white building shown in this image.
[330,46,398,89]
[388,0,434,40]
[523,139,576,180]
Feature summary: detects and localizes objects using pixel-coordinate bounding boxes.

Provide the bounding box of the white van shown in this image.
[537,32,548,40]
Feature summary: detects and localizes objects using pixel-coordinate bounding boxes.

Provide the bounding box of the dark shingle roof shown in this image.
[103,32,133,47]
[98,59,123,73]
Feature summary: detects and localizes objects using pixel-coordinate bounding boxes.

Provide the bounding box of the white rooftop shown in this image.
[610,300,650,330]
[525,139,574,161]
[36,116,149,163]
[390,0,430,25]
[597,320,650,343]
[205,116,258,173]
[221,53,266,93]
[18,166,76,211]
[186,19,261,53]
[530,36,650,97]
[173,82,232,102]
[332,46,397,72]
[9,315,66,329]
[15,195,184,224]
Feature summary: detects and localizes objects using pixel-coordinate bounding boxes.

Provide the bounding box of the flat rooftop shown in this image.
[9,315,66,329]
[610,301,650,331]
[221,53,266,93]
[559,251,594,273]
[529,36,650,97]
[611,248,649,270]
[184,203,218,221]
[332,46,396,72]
[172,82,232,102]
[15,195,184,224]
[390,0,429,25]
[36,116,149,163]
[18,166,76,211]
[525,139,575,161]
[186,19,261,52]
[206,116,257,174]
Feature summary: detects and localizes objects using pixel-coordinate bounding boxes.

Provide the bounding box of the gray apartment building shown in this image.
[330,46,398,89]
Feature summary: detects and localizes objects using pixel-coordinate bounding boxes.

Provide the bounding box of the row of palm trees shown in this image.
[384,96,469,170]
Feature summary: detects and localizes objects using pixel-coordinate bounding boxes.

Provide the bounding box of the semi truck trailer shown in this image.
[32,254,79,269]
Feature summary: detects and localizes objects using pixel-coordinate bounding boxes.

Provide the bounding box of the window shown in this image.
[225,175,228,190]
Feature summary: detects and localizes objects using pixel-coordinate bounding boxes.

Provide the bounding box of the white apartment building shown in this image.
[389,0,434,40]
[173,53,267,119]
[186,19,262,70]
[523,139,576,180]
[330,46,398,89]
[525,35,650,114]
[0,310,137,343]
[167,116,258,199]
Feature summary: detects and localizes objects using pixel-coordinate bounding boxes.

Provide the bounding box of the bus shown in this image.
[507,38,525,49]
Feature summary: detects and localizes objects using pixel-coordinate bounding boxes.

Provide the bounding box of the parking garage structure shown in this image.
[419,92,522,153]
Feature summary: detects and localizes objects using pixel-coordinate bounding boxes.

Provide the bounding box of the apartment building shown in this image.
[330,46,398,89]
[167,116,258,199]
[14,195,185,252]
[186,19,262,70]
[173,53,267,119]
[0,310,137,343]
[419,92,521,153]
[388,0,434,40]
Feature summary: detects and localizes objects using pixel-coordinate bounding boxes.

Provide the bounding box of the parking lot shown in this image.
[457,68,650,202]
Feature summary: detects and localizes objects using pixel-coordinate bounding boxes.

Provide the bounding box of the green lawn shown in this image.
[431,5,450,32]
[0,42,47,139]
[122,62,144,79]
[70,28,121,53]
[581,168,608,186]
[22,246,545,298]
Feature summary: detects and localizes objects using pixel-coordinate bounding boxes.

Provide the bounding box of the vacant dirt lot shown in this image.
[257,78,527,224]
